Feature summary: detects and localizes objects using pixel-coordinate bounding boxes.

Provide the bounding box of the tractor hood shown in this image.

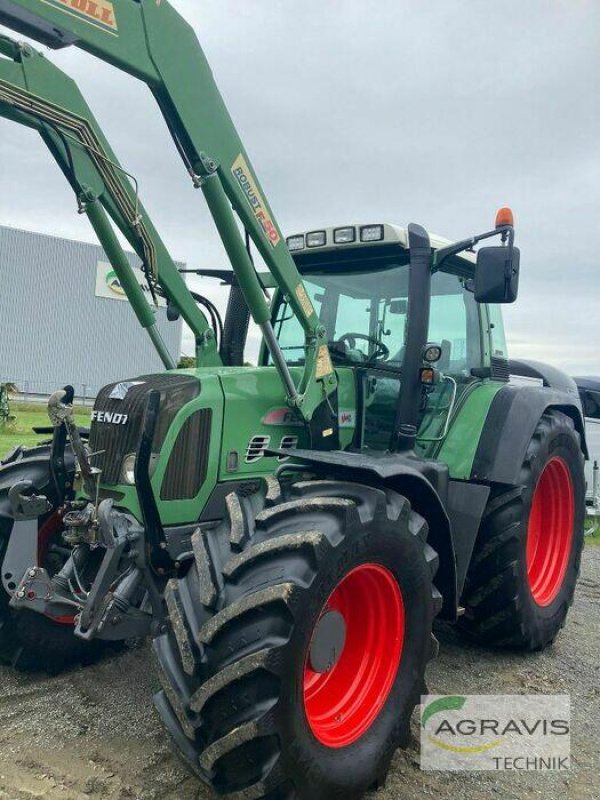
[86,366,357,526]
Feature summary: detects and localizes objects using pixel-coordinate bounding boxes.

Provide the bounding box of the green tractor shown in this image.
[150,221,585,798]
[0,2,587,799]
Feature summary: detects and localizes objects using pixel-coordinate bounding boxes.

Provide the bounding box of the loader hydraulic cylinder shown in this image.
[83,191,176,370]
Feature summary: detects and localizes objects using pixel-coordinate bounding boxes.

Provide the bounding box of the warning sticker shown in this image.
[315,345,334,379]
[295,283,314,319]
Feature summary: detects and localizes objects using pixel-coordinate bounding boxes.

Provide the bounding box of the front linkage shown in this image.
[11,390,169,642]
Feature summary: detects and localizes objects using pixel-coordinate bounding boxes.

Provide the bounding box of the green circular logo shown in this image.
[106,270,125,297]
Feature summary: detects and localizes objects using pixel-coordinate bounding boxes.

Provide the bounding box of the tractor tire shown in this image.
[154,478,441,800]
[460,410,585,650]
[0,512,110,673]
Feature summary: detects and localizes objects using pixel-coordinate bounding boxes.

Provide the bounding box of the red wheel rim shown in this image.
[526,457,574,607]
[303,563,405,748]
[37,511,75,625]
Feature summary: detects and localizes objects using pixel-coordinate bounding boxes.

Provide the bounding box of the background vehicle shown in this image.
[574,376,600,515]
[0,2,587,798]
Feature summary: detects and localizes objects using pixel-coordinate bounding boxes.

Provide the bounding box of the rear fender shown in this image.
[471,384,587,485]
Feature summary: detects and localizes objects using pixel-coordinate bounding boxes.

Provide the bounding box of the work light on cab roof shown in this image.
[287,223,386,252]
[306,230,326,248]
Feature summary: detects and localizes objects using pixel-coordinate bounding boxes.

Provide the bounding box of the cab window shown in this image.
[271,258,482,377]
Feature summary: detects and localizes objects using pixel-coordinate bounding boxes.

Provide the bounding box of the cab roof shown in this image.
[285,223,476,264]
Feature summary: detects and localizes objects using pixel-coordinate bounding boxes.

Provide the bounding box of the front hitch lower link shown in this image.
[11,499,153,641]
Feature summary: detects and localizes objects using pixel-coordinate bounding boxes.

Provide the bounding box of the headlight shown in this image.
[423,343,443,364]
[121,453,136,485]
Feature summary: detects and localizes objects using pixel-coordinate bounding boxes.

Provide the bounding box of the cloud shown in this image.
[1,0,598,372]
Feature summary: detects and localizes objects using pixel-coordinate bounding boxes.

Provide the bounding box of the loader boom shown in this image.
[0,0,338,432]
[0,33,221,367]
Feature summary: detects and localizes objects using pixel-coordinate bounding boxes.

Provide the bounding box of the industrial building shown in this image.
[0,225,182,401]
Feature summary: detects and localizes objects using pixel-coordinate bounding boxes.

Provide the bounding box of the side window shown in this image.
[428,272,481,376]
[487,303,508,359]
[273,283,323,363]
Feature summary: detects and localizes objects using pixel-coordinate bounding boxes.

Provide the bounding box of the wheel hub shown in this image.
[308,609,347,674]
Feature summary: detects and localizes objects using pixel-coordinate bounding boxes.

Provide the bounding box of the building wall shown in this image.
[0,226,182,399]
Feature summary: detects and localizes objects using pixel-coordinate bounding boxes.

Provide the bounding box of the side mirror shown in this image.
[475,245,520,304]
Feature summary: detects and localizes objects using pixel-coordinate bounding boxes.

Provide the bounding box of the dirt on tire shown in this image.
[0,546,598,800]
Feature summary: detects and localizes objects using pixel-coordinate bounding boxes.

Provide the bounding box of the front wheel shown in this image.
[461,410,585,650]
[154,479,440,800]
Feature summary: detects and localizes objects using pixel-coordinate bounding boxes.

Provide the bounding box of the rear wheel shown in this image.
[461,411,585,650]
[0,512,109,673]
[154,479,440,800]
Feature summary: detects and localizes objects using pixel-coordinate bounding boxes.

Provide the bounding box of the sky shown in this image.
[0,0,599,374]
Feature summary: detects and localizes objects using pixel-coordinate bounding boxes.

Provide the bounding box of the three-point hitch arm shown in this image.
[0,0,339,439]
[0,32,222,368]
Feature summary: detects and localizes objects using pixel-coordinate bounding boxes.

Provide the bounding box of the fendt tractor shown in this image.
[0,2,586,799]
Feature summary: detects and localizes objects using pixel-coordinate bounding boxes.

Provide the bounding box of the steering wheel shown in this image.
[338,333,390,363]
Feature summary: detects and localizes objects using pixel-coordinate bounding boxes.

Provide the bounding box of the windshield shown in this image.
[271,257,480,376]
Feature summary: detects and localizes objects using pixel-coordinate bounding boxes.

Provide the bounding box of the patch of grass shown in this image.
[585,515,600,543]
[0,402,91,457]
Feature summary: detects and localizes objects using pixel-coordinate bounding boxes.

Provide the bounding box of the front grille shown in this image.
[89,374,199,485]
[161,409,212,501]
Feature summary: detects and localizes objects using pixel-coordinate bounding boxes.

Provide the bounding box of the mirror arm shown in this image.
[433,225,513,272]
[503,227,516,289]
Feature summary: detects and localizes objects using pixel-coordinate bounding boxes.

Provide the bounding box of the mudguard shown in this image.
[0,443,76,537]
[472,371,587,486]
[275,447,459,621]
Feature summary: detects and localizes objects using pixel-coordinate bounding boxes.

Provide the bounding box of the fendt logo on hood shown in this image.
[92,410,128,425]
[40,0,118,35]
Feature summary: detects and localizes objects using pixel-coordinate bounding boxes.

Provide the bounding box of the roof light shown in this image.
[360,225,384,243]
[495,207,514,228]
[286,235,305,252]
[306,230,327,248]
[334,226,356,244]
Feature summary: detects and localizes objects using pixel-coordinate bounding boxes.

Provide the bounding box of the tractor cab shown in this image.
[261,223,509,454]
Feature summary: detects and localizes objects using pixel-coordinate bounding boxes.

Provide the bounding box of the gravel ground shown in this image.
[0,546,598,800]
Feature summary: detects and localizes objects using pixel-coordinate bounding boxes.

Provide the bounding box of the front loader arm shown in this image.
[0,0,337,433]
[0,32,221,367]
